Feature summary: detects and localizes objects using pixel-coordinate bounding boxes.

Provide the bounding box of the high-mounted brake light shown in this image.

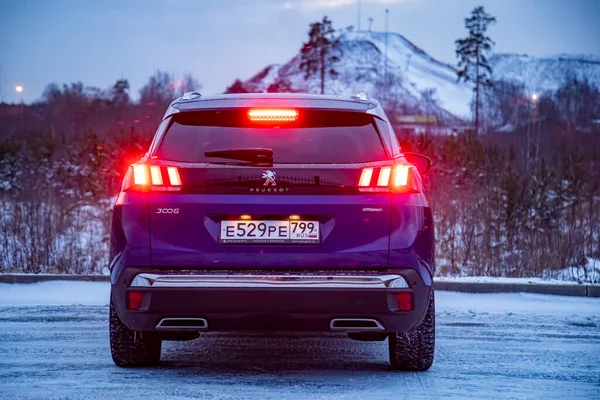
[248,109,298,122]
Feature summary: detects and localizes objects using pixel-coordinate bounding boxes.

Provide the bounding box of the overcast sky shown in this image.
[1,0,599,103]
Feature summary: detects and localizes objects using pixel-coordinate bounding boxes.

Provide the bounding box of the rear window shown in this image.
[156,110,389,164]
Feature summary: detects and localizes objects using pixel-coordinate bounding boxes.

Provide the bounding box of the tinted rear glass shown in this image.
[156,110,389,164]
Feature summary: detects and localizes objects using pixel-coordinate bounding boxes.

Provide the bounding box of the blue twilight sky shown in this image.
[1,0,599,103]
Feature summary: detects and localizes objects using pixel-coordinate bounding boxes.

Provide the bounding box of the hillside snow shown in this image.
[239,30,600,120]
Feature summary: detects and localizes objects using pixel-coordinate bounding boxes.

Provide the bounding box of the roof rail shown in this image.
[181,91,202,101]
[351,92,369,101]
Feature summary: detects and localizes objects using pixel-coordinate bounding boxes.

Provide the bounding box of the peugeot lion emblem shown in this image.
[262,170,276,186]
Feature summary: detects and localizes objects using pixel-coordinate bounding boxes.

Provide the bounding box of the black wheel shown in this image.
[388,290,435,371]
[109,293,161,367]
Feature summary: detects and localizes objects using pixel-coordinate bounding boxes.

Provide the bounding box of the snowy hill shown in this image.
[243,31,473,119]
[239,30,600,120]
[489,53,600,94]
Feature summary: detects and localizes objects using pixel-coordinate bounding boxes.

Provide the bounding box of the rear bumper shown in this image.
[112,268,432,333]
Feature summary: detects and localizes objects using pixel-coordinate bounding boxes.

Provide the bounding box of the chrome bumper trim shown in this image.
[131,273,409,289]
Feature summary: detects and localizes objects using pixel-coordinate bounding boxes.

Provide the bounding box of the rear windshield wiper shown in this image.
[204,148,274,165]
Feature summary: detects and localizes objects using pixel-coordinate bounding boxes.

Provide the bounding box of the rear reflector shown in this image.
[396,293,413,311]
[248,109,298,122]
[127,291,143,310]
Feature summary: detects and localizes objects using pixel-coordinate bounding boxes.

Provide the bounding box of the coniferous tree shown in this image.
[267,78,293,93]
[299,16,342,94]
[455,6,496,136]
[111,79,130,105]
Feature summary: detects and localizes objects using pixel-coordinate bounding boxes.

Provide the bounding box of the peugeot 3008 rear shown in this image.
[109,93,435,370]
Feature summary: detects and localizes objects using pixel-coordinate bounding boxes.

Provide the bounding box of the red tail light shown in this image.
[150,165,163,185]
[166,167,181,186]
[116,163,183,204]
[357,164,419,193]
[358,168,374,187]
[132,164,149,185]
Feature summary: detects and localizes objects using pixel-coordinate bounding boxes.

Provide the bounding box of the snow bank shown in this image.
[0,281,109,307]
[436,291,600,317]
[435,276,583,285]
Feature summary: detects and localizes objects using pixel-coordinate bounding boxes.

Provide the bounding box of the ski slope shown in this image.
[241,30,600,121]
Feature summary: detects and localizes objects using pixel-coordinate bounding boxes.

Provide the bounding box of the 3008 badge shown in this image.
[156,208,179,214]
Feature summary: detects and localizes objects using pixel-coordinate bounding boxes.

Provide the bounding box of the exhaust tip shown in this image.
[156,318,208,330]
[330,318,384,332]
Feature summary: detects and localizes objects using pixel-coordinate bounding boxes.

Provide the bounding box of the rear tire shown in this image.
[388,290,435,371]
[109,294,161,367]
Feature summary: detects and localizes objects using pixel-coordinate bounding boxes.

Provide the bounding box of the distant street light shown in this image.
[531,93,538,101]
[15,85,23,93]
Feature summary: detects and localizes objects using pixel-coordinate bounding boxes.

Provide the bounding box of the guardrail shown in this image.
[1,274,598,297]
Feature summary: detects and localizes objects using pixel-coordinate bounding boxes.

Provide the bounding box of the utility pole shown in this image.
[15,85,24,132]
[368,17,373,32]
[384,9,389,82]
[357,0,361,31]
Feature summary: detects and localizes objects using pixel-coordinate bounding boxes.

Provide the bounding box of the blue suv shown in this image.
[109,92,435,370]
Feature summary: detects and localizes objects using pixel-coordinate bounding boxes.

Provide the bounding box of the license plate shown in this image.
[219,220,320,244]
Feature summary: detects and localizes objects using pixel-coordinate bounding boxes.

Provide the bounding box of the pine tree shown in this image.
[299,16,342,95]
[455,6,496,136]
[111,79,130,105]
[267,78,293,93]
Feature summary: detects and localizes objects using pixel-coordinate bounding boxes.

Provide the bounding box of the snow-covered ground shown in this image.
[0,282,599,399]
[435,276,585,285]
[0,281,109,307]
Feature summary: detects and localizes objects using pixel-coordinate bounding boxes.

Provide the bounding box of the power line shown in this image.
[357,0,361,31]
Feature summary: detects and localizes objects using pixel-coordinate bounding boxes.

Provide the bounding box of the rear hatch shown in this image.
[148,109,394,269]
